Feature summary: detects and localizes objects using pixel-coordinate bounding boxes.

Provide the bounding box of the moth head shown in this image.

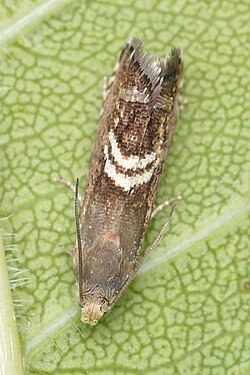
[80,289,111,325]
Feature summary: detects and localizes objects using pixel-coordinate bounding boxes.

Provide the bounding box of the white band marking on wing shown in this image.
[104,145,156,191]
[104,130,158,191]
[109,129,156,170]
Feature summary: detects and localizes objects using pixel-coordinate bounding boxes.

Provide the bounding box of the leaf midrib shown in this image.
[0,0,71,48]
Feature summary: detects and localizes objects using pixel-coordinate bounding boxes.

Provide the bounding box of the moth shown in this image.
[59,37,183,325]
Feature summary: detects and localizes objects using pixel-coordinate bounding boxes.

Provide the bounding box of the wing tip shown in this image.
[123,37,182,87]
[164,47,183,78]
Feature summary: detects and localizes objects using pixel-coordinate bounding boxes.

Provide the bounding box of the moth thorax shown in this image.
[81,297,108,325]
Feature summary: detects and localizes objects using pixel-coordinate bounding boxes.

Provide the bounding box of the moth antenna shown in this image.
[75,178,84,299]
[108,200,179,309]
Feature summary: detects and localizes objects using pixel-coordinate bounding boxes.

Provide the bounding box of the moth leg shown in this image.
[103,75,114,100]
[178,97,188,112]
[108,201,179,310]
[151,195,181,219]
[103,76,109,100]
[54,177,84,204]
[58,246,74,256]
[176,64,186,113]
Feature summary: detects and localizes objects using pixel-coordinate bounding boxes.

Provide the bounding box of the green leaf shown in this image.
[0,0,249,374]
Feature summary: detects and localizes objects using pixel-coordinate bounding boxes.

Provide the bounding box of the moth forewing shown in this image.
[74,37,183,325]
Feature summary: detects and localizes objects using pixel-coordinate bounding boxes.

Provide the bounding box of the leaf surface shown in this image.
[0,0,249,374]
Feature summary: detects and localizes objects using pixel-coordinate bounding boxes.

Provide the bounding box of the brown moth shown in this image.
[68,37,182,325]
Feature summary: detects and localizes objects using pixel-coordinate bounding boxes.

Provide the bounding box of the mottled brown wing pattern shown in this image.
[74,37,183,324]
